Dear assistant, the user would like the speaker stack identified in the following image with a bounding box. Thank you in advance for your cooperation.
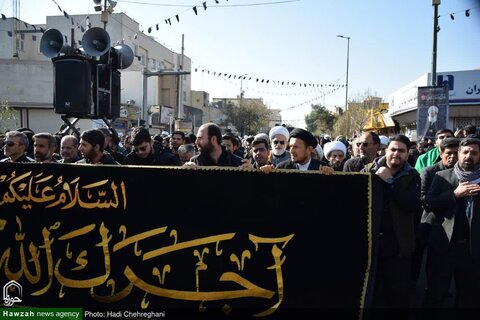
[40,27,133,120]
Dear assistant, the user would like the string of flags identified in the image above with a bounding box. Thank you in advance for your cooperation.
[143,0,222,33]
[282,86,343,111]
[0,0,90,43]
[192,65,345,89]
[436,5,477,31]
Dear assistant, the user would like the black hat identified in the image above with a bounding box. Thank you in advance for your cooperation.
[289,128,317,148]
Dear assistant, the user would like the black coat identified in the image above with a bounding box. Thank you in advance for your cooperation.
[425,168,480,262]
[276,158,325,171]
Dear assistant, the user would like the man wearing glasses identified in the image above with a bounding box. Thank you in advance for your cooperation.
[124,127,180,166]
[415,129,454,173]
[0,131,34,163]
[269,126,290,166]
[343,132,380,172]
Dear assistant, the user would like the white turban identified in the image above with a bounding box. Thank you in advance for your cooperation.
[315,144,324,160]
[269,126,289,141]
[379,135,389,147]
[323,141,347,158]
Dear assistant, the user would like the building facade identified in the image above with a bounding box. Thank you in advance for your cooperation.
[0,12,192,136]
[388,69,480,141]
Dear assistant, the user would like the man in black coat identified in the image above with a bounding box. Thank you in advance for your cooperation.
[412,137,460,280]
[365,134,421,308]
[276,128,327,171]
[424,137,480,308]
[186,123,244,167]
[124,127,180,166]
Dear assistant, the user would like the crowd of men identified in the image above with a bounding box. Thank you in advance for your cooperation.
[1,123,480,310]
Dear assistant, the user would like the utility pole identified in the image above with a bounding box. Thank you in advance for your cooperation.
[142,69,190,128]
[177,34,185,119]
[337,35,350,112]
[431,0,440,86]
[239,73,249,108]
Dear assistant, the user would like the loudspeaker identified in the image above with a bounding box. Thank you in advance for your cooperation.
[82,27,111,57]
[52,56,93,116]
[40,28,70,58]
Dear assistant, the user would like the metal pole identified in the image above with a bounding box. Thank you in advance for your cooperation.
[345,37,350,112]
[178,34,185,119]
[239,73,248,108]
[337,35,350,112]
[142,68,148,127]
[431,0,440,86]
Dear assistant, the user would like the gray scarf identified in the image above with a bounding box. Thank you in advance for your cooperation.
[453,162,480,226]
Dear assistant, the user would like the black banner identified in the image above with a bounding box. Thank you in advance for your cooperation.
[0,163,376,319]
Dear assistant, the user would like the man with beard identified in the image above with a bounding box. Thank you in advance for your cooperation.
[0,131,34,163]
[364,135,421,309]
[170,131,185,157]
[185,123,243,167]
[124,127,180,166]
[276,128,328,171]
[323,141,347,171]
[59,135,81,163]
[33,133,57,163]
[415,128,454,173]
[423,138,480,308]
[268,126,290,166]
[412,137,460,281]
[77,129,119,165]
[343,131,380,172]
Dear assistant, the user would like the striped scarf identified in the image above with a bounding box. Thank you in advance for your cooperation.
[454,162,480,226]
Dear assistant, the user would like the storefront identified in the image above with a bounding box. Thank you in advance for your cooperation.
[388,70,480,141]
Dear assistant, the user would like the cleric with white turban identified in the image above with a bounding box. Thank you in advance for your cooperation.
[269,126,291,166]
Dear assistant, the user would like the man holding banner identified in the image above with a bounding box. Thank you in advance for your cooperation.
[364,135,421,308]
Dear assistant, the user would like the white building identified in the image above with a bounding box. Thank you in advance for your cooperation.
[388,69,480,140]
[0,12,192,136]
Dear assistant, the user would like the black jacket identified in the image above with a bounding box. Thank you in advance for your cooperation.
[276,158,326,171]
[190,147,243,167]
[425,168,480,262]
[124,147,181,166]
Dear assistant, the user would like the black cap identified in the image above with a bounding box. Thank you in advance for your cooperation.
[289,128,317,148]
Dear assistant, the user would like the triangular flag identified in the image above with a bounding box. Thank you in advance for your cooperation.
[80,26,85,32]
[148,27,152,33]
[1,14,6,20]
[7,31,12,37]
[63,11,69,19]
[203,2,207,10]
[176,15,179,22]
[193,6,198,15]
[165,19,168,24]
[156,24,159,30]
[168,18,171,25]
[450,13,454,20]
[466,9,470,17]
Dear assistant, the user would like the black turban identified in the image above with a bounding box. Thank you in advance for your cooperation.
[289,128,318,148]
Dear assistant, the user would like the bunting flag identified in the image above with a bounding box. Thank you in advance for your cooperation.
[193,6,198,15]
[193,64,344,89]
